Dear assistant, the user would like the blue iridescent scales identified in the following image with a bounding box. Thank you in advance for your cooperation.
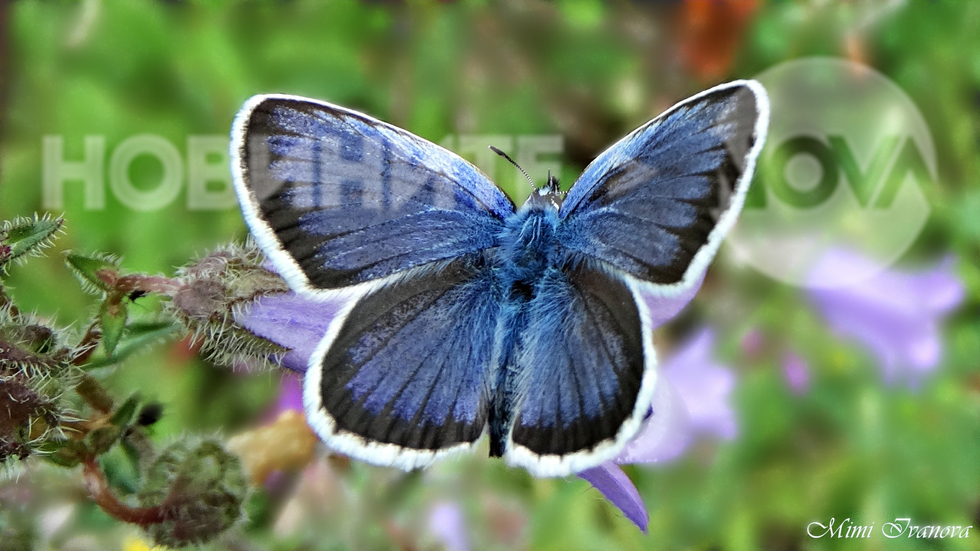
[230,81,769,477]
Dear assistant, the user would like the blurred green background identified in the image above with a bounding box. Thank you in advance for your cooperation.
[2,1,980,549]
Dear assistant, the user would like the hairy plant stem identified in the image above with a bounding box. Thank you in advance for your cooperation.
[70,321,102,366]
[75,373,113,413]
[118,274,182,297]
[83,456,167,525]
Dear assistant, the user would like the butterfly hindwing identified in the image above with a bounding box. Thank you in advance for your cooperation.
[231,94,515,294]
[504,262,655,475]
[557,80,768,289]
[304,255,501,469]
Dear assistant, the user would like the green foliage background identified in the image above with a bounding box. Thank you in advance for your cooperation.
[1,1,980,550]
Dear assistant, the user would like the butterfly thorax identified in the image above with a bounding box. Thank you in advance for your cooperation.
[497,189,564,303]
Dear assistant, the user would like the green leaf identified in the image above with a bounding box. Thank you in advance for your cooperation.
[0,214,63,268]
[110,394,141,428]
[86,425,122,456]
[99,296,128,356]
[64,252,120,294]
[82,321,179,369]
[120,437,143,474]
[42,439,89,468]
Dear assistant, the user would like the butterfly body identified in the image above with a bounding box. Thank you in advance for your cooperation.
[487,185,566,455]
[231,81,768,477]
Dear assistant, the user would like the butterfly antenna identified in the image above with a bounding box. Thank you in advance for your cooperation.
[489,145,537,190]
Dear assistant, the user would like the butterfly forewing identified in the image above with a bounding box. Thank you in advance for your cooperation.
[232,95,514,293]
[557,82,766,287]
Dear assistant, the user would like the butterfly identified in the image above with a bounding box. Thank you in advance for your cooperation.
[230,80,768,477]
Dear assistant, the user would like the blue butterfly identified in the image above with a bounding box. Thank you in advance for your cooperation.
[230,81,768,477]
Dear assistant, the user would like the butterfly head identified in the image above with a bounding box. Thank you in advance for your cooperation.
[544,172,561,195]
[490,145,564,211]
[525,172,564,211]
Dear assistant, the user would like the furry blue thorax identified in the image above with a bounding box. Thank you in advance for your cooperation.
[498,185,564,298]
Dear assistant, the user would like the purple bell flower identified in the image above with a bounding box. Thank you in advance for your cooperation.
[237,293,342,373]
[782,351,810,395]
[577,328,738,532]
[807,249,964,386]
[427,501,471,551]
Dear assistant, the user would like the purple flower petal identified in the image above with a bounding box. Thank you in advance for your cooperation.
[782,351,810,395]
[276,371,304,413]
[235,293,342,373]
[428,501,470,551]
[808,250,964,385]
[577,463,649,533]
[640,272,706,330]
[614,376,692,464]
[579,328,738,531]
[663,329,738,440]
[610,328,737,466]
[740,328,764,356]
[259,371,305,425]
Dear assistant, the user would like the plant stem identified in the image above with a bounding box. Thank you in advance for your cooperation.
[71,321,102,366]
[118,274,182,297]
[83,456,167,525]
[75,373,113,413]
